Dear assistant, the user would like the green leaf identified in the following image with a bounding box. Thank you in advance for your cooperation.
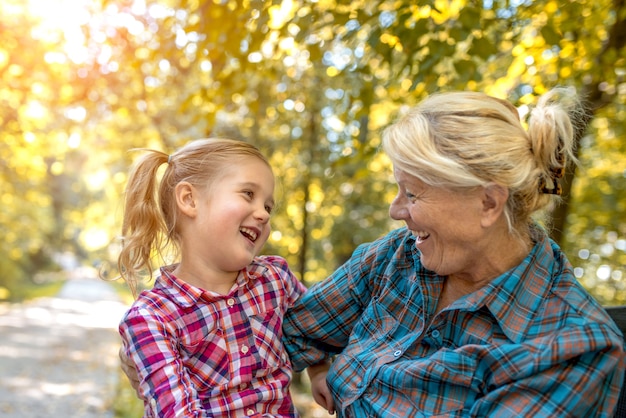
[467,36,498,59]
[541,24,562,46]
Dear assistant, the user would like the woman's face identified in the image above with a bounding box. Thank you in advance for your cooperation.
[389,167,488,278]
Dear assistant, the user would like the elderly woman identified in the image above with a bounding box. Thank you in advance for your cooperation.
[284,89,625,417]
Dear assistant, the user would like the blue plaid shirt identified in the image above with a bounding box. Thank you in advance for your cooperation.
[283,226,625,417]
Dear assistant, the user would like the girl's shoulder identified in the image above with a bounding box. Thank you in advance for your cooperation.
[252,254,290,271]
[123,285,183,322]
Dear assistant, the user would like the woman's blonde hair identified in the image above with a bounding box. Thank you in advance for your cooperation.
[382,87,581,237]
[117,138,271,296]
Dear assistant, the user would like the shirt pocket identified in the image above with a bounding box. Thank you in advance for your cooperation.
[350,298,400,349]
[178,324,230,389]
[397,349,477,416]
[248,308,290,372]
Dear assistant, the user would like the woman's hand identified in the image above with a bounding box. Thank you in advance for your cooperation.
[307,361,335,415]
[119,346,141,397]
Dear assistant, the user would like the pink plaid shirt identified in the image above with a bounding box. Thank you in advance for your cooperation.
[119,256,306,417]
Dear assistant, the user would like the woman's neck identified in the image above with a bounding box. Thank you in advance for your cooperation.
[438,226,533,311]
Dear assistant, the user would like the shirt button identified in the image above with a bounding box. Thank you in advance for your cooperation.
[240,383,248,390]
[227,298,235,307]
[241,345,249,354]
[431,330,440,338]
[393,350,402,357]
[246,408,256,416]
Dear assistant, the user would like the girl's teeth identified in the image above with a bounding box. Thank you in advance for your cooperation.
[241,228,257,241]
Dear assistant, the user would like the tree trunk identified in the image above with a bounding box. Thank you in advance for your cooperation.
[549,0,626,244]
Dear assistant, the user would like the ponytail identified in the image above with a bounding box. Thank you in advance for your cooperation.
[117,150,170,297]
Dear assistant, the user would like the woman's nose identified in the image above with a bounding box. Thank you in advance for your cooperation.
[389,195,408,221]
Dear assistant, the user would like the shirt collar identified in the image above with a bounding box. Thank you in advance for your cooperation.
[153,260,269,308]
[458,226,563,343]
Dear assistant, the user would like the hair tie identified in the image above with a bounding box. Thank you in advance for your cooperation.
[539,177,563,195]
[539,154,565,195]
[167,155,172,164]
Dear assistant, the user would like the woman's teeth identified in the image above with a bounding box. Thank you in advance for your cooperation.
[414,231,429,244]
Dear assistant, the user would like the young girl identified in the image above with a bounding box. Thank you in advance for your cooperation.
[117,138,329,417]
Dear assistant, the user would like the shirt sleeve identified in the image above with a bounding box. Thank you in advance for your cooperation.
[282,234,394,371]
[119,305,206,418]
[264,255,307,308]
[467,322,625,416]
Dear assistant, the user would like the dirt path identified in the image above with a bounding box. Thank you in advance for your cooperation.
[0,276,128,417]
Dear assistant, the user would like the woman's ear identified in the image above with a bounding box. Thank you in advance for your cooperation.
[175,182,197,217]
[481,183,509,228]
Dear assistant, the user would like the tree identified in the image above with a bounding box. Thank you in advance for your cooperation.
[2,0,624,305]
[283,0,626,300]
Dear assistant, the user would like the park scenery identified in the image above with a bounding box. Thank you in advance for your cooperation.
[1,0,625,416]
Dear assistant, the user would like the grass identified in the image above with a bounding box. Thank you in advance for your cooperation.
[111,368,144,418]
[1,280,66,302]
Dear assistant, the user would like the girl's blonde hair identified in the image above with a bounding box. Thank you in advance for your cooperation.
[117,138,271,296]
[382,87,581,237]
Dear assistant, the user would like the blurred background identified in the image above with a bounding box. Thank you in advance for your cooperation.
[0,0,625,416]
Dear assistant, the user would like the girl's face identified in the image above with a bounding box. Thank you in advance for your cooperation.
[189,156,275,275]
[388,167,487,278]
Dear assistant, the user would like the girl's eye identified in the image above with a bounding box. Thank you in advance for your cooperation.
[243,190,254,198]
[265,205,273,214]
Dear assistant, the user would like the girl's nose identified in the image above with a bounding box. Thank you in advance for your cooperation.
[255,207,271,224]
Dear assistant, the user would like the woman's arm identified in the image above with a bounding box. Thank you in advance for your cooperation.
[282,228,411,371]
[471,324,626,417]
[282,258,368,369]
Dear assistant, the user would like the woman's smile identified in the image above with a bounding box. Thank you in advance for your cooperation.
[412,230,430,244]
